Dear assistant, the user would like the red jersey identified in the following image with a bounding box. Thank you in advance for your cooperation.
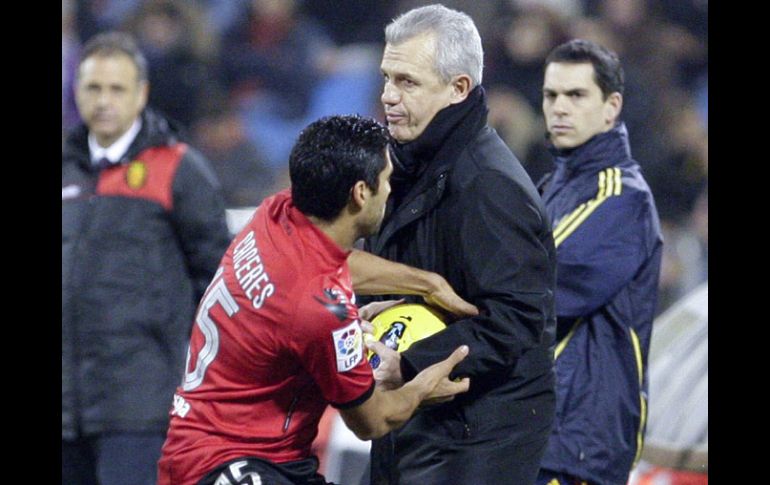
[158,190,374,485]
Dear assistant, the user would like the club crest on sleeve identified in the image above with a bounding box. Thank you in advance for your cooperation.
[332,321,363,372]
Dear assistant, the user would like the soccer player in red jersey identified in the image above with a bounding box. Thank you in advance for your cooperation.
[157,114,471,485]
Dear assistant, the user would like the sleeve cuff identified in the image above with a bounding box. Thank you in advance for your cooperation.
[330,381,376,410]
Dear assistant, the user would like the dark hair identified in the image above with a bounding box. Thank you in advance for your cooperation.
[79,31,148,82]
[290,115,391,220]
[545,39,624,99]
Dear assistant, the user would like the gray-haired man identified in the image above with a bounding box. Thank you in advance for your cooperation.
[355,4,558,484]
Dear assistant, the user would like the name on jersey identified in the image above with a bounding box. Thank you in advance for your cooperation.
[232,230,275,309]
[332,320,364,372]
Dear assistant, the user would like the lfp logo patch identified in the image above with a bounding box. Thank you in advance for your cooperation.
[332,321,363,372]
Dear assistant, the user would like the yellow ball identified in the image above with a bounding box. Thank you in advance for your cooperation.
[366,304,446,364]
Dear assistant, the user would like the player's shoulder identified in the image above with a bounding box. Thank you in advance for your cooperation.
[299,272,358,327]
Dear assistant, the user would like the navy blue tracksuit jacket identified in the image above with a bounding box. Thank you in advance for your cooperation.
[537,123,663,485]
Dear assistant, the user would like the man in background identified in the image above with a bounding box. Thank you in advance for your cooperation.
[62,31,231,485]
[536,39,663,485]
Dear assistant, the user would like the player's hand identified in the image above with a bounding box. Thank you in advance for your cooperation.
[423,274,479,319]
[366,339,403,390]
[359,299,405,323]
[412,345,470,404]
[359,299,405,341]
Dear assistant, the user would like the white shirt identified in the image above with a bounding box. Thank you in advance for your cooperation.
[88,118,143,166]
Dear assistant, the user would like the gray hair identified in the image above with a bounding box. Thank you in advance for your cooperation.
[385,4,483,87]
[79,31,149,83]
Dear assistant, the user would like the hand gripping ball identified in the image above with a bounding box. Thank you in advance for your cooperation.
[366,303,446,368]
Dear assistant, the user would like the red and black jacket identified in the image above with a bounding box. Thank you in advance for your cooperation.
[62,108,231,439]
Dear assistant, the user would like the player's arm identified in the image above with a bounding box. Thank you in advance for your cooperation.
[348,249,478,317]
[398,171,554,381]
[337,345,469,440]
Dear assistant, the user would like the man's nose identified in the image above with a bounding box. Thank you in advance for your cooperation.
[551,94,569,115]
[381,82,400,106]
[95,90,112,107]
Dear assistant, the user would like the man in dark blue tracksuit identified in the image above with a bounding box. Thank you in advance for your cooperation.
[536,39,663,485]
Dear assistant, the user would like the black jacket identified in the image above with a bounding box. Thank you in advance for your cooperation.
[364,88,557,484]
[62,108,231,439]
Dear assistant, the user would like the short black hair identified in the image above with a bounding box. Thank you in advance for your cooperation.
[79,31,148,82]
[545,39,624,99]
[290,115,391,220]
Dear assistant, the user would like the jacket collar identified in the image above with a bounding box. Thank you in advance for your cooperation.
[63,108,184,171]
[548,122,633,174]
[389,86,488,204]
[370,87,488,254]
[88,118,142,165]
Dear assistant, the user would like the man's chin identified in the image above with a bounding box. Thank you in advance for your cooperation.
[388,126,416,144]
[91,126,119,139]
[361,220,384,239]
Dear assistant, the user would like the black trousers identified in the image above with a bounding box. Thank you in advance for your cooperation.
[365,392,555,485]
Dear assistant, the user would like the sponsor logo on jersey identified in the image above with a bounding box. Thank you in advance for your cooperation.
[314,287,350,322]
[126,160,148,189]
[332,321,363,372]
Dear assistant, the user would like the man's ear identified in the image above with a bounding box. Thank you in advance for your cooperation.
[137,80,150,112]
[449,74,472,104]
[604,92,622,125]
[350,180,368,212]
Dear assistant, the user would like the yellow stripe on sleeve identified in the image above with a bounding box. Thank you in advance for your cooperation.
[554,168,622,248]
[629,327,646,466]
[553,170,605,241]
[553,202,587,239]
[554,318,583,360]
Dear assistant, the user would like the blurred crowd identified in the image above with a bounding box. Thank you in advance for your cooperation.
[62,0,707,315]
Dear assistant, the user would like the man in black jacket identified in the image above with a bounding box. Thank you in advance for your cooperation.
[62,32,231,485]
[354,4,558,484]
